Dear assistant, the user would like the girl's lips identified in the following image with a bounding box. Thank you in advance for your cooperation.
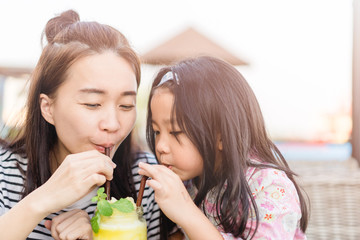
[162,163,173,169]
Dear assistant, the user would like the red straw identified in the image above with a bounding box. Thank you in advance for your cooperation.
[105,147,111,200]
[136,176,149,207]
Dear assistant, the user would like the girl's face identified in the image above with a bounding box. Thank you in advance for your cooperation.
[40,51,137,161]
[150,88,203,181]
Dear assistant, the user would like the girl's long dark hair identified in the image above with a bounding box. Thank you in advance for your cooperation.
[146,56,309,239]
[1,10,140,199]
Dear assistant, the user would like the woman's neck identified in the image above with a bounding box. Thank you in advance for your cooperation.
[50,143,66,173]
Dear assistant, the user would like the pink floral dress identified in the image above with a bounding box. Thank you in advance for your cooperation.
[185,166,307,239]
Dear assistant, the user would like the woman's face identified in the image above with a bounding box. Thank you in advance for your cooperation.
[40,51,137,161]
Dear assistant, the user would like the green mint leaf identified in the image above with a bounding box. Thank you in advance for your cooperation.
[91,211,100,234]
[111,198,135,213]
[98,199,113,216]
[100,193,107,199]
[97,187,105,195]
[91,196,99,203]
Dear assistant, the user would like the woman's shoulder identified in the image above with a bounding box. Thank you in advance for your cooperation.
[132,151,158,165]
[0,144,27,168]
[0,144,27,213]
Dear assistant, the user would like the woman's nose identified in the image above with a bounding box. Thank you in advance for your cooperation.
[99,108,120,132]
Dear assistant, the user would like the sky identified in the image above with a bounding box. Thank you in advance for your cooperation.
[0,0,354,143]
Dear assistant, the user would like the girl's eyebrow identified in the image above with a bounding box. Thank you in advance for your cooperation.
[78,88,136,96]
[152,119,176,126]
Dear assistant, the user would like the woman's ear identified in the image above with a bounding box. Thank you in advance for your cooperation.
[39,93,55,125]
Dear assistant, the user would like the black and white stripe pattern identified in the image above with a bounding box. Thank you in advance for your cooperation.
[0,148,160,239]
[132,152,161,239]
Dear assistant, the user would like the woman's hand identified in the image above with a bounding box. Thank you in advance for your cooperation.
[45,209,93,240]
[38,150,116,214]
[138,162,195,225]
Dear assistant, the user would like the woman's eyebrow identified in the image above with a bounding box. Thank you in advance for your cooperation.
[78,88,136,96]
[78,88,105,94]
[121,91,137,96]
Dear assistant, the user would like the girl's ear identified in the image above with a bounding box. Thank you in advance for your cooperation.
[217,135,223,151]
[39,93,55,125]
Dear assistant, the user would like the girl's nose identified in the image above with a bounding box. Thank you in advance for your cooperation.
[155,135,170,154]
[99,108,120,132]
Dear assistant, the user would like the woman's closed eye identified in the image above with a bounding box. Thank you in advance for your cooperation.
[83,103,101,108]
[119,104,135,111]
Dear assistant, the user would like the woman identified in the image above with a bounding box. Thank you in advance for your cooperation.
[0,10,160,239]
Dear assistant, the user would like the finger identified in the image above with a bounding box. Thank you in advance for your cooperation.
[146,179,163,191]
[51,210,83,239]
[83,158,115,181]
[140,163,179,185]
[67,149,113,162]
[138,162,163,179]
[138,168,151,178]
[51,220,60,240]
[57,211,91,240]
[58,216,92,240]
[66,155,114,185]
[44,220,52,230]
[64,150,116,171]
[89,149,117,168]
[53,210,83,234]
[82,173,107,189]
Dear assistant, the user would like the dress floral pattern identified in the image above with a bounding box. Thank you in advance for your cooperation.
[185,166,306,240]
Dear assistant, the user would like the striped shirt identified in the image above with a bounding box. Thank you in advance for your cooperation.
[0,148,160,239]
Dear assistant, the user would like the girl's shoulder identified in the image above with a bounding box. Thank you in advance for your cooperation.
[246,161,295,190]
[246,164,299,202]
[245,162,304,239]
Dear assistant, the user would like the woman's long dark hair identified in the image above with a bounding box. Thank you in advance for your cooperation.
[2,10,140,199]
[146,56,309,239]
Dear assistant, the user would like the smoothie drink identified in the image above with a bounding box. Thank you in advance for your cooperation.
[91,191,147,240]
[93,207,147,240]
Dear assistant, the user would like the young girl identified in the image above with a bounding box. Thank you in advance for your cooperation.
[139,56,308,239]
[0,10,160,239]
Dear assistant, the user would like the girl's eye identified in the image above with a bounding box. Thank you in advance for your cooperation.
[83,103,101,108]
[170,131,182,137]
[120,105,135,111]
[153,130,160,137]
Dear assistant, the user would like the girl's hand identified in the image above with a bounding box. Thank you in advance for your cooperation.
[45,209,93,240]
[138,162,196,225]
[139,162,224,240]
[38,150,116,214]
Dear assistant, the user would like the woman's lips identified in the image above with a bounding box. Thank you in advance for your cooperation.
[94,144,113,154]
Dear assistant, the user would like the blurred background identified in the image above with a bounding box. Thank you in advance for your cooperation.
[0,1,358,239]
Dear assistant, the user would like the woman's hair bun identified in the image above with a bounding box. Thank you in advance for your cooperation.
[43,9,80,44]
